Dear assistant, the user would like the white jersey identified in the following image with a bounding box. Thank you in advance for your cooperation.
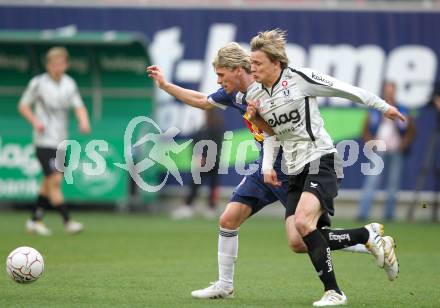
[19,73,84,148]
[247,67,390,174]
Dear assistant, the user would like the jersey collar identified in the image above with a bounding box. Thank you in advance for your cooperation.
[261,68,285,96]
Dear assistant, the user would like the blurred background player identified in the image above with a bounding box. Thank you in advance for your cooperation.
[171,108,225,219]
[357,81,415,221]
[18,46,91,235]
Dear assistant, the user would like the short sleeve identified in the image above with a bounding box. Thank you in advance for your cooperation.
[19,76,40,106]
[207,87,236,110]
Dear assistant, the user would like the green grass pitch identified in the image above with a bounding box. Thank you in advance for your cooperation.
[1,211,439,307]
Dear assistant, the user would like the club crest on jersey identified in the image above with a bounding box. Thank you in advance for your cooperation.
[281,80,288,87]
[267,110,301,127]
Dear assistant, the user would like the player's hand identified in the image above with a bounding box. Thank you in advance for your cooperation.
[79,122,91,134]
[384,105,406,122]
[146,65,167,88]
[263,169,281,187]
[33,120,45,133]
[246,100,260,122]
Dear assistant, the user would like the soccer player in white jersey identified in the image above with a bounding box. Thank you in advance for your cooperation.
[246,29,401,306]
[18,47,90,235]
[148,43,388,300]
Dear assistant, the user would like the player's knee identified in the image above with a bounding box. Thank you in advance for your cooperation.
[219,213,240,230]
[288,238,307,253]
[48,174,62,187]
[293,215,313,236]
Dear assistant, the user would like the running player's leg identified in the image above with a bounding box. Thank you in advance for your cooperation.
[192,174,277,299]
[191,201,252,299]
[217,201,252,288]
[26,176,52,236]
[47,171,84,234]
[42,147,84,236]
[27,147,53,236]
[295,192,347,305]
[281,155,382,257]
[34,177,49,221]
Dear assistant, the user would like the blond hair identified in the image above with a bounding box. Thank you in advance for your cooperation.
[212,42,251,73]
[250,29,289,69]
[46,46,69,63]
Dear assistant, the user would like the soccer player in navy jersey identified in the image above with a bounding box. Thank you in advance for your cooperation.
[147,42,378,300]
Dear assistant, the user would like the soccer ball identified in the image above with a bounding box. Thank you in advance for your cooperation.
[5,246,44,283]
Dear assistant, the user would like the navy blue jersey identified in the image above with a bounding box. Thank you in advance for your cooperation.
[208,86,286,179]
[208,87,264,142]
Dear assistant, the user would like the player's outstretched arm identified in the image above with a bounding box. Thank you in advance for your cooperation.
[384,105,406,122]
[146,65,213,110]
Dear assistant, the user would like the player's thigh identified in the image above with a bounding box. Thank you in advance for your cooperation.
[219,202,253,229]
[285,215,307,253]
[294,192,323,235]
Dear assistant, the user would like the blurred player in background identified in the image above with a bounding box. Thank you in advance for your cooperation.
[147,42,377,301]
[246,29,401,306]
[18,46,90,236]
[357,81,415,221]
[171,108,225,219]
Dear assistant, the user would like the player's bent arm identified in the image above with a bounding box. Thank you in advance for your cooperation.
[262,135,282,186]
[74,106,91,134]
[18,104,40,128]
[253,115,275,136]
[160,82,214,110]
[262,135,280,170]
[246,100,275,136]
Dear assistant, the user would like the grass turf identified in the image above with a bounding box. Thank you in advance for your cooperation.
[0,211,439,307]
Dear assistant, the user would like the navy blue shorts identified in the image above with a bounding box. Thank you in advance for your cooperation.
[229,170,288,217]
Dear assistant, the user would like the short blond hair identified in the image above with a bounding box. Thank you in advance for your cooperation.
[46,46,69,63]
[212,42,251,73]
[250,29,289,69]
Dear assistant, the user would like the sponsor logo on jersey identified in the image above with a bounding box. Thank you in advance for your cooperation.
[311,72,333,86]
[267,110,301,127]
[283,89,290,97]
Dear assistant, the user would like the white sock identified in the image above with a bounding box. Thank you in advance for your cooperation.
[341,244,370,254]
[218,227,238,289]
